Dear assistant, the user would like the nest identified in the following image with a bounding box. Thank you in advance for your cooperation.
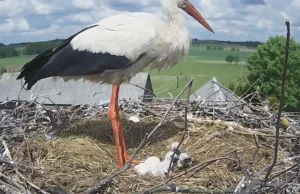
[10,116,289,194]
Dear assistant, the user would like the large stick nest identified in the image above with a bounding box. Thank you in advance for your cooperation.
[10,115,289,194]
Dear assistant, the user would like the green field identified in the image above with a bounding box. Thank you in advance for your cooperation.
[0,44,255,97]
[148,59,250,97]
[0,55,37,68]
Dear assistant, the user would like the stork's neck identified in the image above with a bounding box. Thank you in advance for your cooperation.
[162,1,187,29]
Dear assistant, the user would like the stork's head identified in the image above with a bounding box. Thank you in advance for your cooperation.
[176,0,214,33]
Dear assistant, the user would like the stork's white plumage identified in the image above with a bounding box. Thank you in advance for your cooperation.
[17,0,214,169]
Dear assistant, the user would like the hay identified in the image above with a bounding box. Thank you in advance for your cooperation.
[10,117,289,194]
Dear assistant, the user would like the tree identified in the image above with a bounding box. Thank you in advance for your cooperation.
[206,46,211,50]
[0,46,19,58]
[225,55,234,65]
[246,35,300,111]
[233,54,240,65]
[217,45,224,50]
[23,41,61,55]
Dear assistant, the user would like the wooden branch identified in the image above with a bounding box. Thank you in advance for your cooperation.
[139,185,234,194]
[166,79,193,178]
[265,19,290,180]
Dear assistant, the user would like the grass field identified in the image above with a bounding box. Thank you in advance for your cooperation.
[0,44,255,97]
[148,59,249,97]
[0,55,37,68]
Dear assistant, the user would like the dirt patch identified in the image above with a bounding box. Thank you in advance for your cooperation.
[10,117,289,194]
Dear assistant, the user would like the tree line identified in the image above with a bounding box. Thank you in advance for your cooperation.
[0,46,20,58]
[22,41,62,55]
[0,40,63,58]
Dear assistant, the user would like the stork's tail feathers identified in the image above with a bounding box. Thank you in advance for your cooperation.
[17,49,54,90]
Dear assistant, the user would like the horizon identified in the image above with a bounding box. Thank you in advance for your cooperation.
[2,38,264,46]
[0,0,299,45]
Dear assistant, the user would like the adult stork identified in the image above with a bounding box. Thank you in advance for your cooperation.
[16,0,214,169]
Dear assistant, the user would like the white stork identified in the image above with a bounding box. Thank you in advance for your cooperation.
[16,0,214,169]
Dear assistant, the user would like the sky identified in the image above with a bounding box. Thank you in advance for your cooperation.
[0,0,299,45]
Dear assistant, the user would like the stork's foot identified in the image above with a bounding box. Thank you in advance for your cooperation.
[123,153,140,165]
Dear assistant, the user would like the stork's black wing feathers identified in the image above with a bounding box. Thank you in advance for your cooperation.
[16,24,143,90]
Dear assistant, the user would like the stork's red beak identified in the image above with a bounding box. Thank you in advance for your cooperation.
[182,3,214,33]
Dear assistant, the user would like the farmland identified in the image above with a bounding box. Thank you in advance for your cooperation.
[0,42,256,97]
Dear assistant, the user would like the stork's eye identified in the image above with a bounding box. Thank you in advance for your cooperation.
[177,0,188,8]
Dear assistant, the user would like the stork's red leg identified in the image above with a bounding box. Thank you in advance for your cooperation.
[108,84,123,168]
[117,117,140,165]
[108,84,140,168]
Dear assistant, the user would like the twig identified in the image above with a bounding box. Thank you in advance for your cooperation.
[131,83,157,98]
[265,19,290,180]
[234,135,260,193]
[16,171,50,194]
[0,179,21,193]
[0,157,40,170]
[140,185,234,194]
[269,163,300,181]
[0,172,26,192]
[166,79,193,177]
[86,79,194,194]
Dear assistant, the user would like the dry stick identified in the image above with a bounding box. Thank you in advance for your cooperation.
[269,163,300,181]
[187,151,238,179]
[16,171,51,194]
[265,20,290,180]
[0,179,22,193]
[2,140,49,194]
[131,83,157,98]
[0,158,40,170]
[166,79,193,178]
[234,135,260,194]
[86,79,194,194]
[143,186,234,194]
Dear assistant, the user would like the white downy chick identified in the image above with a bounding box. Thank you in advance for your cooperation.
[177,152,191,168]
[154,151,179,176]
[134,156,161,176]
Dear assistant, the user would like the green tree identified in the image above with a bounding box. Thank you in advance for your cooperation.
[206,46,211,50]
[225,55,234,65]
[23,41,61,55]
[0,46,19,58]
[246,35,300,111]
[234,54,240,65]
[217,45,223,50]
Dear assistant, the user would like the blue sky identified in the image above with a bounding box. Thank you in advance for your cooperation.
[0,0,299,44]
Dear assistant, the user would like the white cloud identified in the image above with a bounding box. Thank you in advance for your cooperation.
[0,17,30,33]
[0,0,299,44]
[72,0,96,10]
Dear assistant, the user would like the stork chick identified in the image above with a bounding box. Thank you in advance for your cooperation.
[134,151,179,177]
[177,152,191,169]
[134,156,161,176]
